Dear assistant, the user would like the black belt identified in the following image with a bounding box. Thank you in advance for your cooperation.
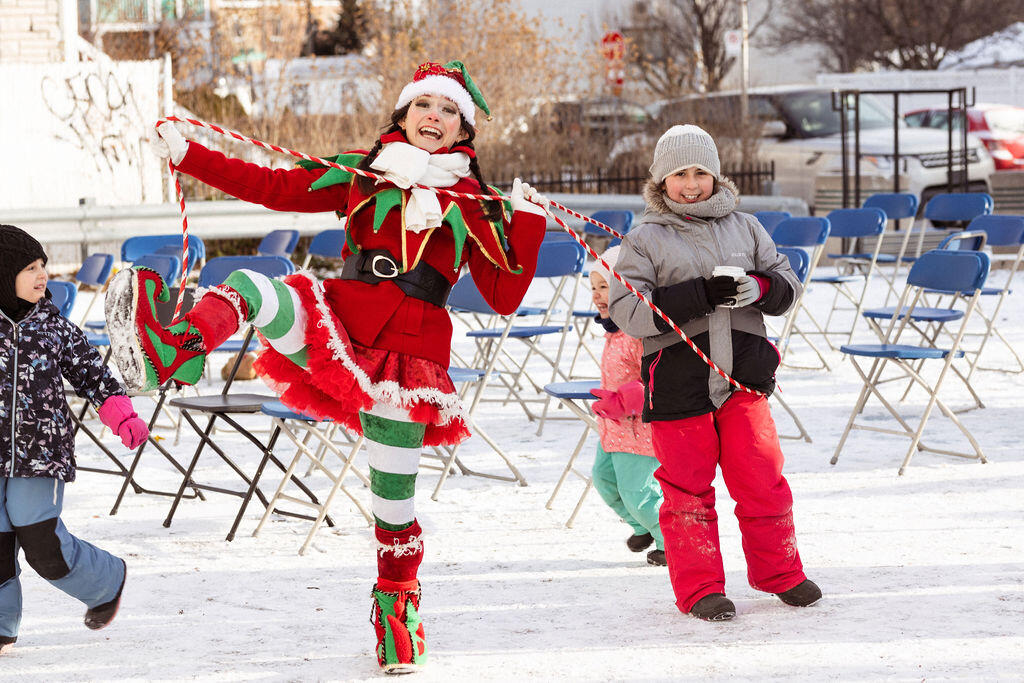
[341,249,453,308]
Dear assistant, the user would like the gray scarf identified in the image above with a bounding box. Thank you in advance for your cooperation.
[642,176,740,220]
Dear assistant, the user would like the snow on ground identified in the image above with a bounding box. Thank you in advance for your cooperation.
[5,256,1024,681]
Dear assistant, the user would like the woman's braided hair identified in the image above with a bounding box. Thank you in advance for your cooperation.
[356,104,503,223]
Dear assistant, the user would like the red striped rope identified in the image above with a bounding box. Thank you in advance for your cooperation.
[157,116,761,396]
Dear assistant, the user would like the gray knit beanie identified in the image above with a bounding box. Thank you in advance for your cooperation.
[649,124,720,183]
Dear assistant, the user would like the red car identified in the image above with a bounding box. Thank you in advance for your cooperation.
[905,104,1024,171]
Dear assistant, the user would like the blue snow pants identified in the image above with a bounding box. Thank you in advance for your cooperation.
[0,477,125,639]
[592,444,665,550]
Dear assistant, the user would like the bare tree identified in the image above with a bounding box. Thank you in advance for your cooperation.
[769,0,1024,71]
[616,0,774,98]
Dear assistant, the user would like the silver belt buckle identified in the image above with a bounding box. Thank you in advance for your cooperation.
[370,254,398,279]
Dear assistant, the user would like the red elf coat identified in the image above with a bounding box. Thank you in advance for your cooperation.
[175,139,546,445]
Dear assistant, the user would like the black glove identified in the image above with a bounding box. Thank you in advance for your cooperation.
[703,276,739,308]
[652,275,736,332]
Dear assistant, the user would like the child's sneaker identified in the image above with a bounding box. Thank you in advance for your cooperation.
[0,636,15,655]
[646,549,667,566]
[775,579,821,607]
[689,593,736,621]
[105,267,206,392]
[84,560,126,630]
[371,579,427,674]
[626,532,654,552]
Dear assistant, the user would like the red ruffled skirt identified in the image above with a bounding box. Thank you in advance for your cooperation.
[251,272,470,447]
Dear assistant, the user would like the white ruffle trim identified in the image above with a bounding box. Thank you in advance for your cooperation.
[297,270,467,426]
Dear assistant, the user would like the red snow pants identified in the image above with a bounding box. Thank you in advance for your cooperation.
[650,391,806,613]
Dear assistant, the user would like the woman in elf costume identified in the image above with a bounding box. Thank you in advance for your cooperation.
[105,60,549,673]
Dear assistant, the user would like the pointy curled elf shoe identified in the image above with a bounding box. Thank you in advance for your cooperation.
[105,267,206,392]
[105,267,245,392]
[371,579,427,674]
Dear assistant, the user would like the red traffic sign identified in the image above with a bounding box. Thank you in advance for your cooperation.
[600,31,625,61]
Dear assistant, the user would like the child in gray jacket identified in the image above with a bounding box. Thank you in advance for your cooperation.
[608,125,820,622]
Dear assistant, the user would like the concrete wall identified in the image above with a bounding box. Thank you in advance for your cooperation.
[0,58,165,210]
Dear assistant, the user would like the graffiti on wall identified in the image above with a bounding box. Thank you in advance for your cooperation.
[40,66,151,197]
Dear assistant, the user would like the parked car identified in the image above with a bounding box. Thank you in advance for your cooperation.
[648,87,995,211]
[905,103,1024,171]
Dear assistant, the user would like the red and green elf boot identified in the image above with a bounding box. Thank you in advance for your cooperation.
[371,578,426,674]
[105,266,246,392]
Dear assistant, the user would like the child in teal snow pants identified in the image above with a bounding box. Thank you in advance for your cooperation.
[588,246,666,565]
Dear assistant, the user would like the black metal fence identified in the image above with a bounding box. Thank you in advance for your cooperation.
[505,161,774,197]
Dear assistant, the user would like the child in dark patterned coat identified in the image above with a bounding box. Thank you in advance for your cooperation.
[0,225,148,654]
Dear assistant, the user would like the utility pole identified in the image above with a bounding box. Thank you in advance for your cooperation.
[740,0,750,164]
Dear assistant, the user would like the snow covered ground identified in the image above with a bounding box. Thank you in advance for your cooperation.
[5,257,1024,681]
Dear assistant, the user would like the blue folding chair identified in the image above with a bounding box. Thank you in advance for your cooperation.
[770,248,813,443]
[433,275,528,498]
[586,209,633,248]
[832,250,990,475]
[753,210,791,236]
[771,217,832,369]
[257,229,300,258]
[301,228,346,268]
[74,252,115,330]
[812,207,887,348]
[46,280,77,318]
[121,234,206,277]
[543,380,600,527]
[133,253,182,287]
[467,239,587,429]
[924,192,993,227]
[251,400,371,554]
[197,255,294,355]
[859,193,920,304]
[157,254,320,538]
[923,215,1024,379]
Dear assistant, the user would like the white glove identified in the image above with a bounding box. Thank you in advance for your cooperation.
[151,122,189,165]
[731,274,762,308]
[510,177,547,217]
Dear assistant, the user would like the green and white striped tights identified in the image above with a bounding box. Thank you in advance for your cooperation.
[220,269,424,537]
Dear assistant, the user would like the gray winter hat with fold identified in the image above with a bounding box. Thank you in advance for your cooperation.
[649,124,721,183]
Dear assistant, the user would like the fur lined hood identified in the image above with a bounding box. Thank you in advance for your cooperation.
[642,176,740,220]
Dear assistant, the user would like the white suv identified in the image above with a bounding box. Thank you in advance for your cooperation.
[649,87,995,212]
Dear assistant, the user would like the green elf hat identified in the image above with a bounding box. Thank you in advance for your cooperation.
[394,60,491,127]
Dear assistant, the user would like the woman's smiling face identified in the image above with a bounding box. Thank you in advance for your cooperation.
[663,166,715,204]
[400,94,468,153]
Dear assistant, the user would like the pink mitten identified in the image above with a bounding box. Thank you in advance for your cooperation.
[617,381,646,416]
[97,395,150,449]
[590,388,627,420]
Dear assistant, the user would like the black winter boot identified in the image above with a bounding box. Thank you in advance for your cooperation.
[689,593,736,621]
[84,560,126,630]
[775,579,821,607]
[646,549,667,566]
[0,635,15,655]
[626,532,654,552]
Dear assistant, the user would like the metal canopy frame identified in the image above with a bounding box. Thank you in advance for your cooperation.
[831,87,977,208]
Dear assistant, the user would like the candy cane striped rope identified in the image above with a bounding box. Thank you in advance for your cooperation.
[158,116,760,396]
[540,202,762,397]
